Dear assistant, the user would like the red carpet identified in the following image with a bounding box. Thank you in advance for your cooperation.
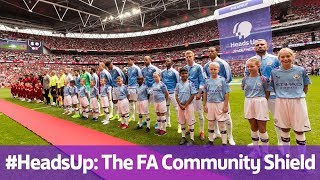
[0,99,135,146]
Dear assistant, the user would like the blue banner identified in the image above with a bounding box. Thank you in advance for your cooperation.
[217,7,272,60]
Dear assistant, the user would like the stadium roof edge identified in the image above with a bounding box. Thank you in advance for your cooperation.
[0,0,289,39]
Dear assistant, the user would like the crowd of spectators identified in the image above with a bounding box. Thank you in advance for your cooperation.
[0,0,318,51]
[1,47,319,87]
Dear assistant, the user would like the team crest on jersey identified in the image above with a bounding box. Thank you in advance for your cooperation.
[217,83,222,87]
[168,71,173,76]
[293,74,300,79]
[192,67,197,72]
[257,82,262,86]
[267,61,272,66]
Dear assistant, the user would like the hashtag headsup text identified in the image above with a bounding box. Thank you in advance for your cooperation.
[5,154,316,175]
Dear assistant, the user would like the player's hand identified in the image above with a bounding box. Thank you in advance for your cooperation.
[196,93,201,100]
[204,105,208,113]
[222,106,228,113]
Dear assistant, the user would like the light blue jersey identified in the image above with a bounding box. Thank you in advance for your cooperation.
[109,66,126,87]
[204,57,233,83]
[161,67,180,94]
[100,69,112,87]
[91,73,99,88]
[90,87,99,98]
[175,80,197,105]
[115,85,129,100]
[245,53,280,80]
[75,76,81,90]
[151,81,168,103]
[79,85,88,97]
[69,86,78,96]
[270,65,311,98]
[127,64,142,87]
[185,62,205,90]
[242,76,268,98]
[137,84,149,101]
[204,76,230,103]
[141,64,161,88]
[100,84,110,97]
[63,86,70,96]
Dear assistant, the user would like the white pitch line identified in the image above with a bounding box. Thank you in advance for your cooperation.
[31,106,51,110]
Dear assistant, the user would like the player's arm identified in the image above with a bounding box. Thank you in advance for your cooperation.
[203,91,208,113]
[184,93,195,108]
[175,92,181,107]
[164,90,169,103]
[175,87,183,110]
[223,80,230,113]
[197,66,205,99]
[95,88,99,99]
[302,68,311,94]
[107,88,111,100]
[137,66,143,77]
[126,87,130,99]
[304,85,308,94]
[262,77,270,100]
[223,93,229,113]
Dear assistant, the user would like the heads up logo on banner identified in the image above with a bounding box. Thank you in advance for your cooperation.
[27,40,43,54]
[215,0,273,60]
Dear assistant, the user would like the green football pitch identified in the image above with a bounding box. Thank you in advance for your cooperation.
[0,76,319,145]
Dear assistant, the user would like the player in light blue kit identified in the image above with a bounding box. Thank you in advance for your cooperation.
[150,72,169,136]
[127,56,143,122]
[175,68,197,145]
[204,62,230,146]
[100,78,111,125]
[204,47,235,145]
[141,56,161,88]
[141,56,161,129]
[135,77,151,132]
[161,58,180,131]
[185,50,206,140]
[62,80,72,115]
[114,76,130,129]
[245,39,281,146]
[242,58,270,156]
[99,62,113,118]
[89,80,99,121]
[79,78,90,119]
[269,48,311,153]
[105,60,126,121]
[69,80,79,115]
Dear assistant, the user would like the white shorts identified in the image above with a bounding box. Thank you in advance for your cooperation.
[244,97,269,121]
[178,104,196,126]
[100,96,109,108]
[90,97,99,110]
[118,98,129,115]
[167,93,178,108]
[274,98,311,132]
[71,95,79,105]
[63,95,72,106]
[193,96,203,112]
[154,101,167,113]
[128,87,137,101]
[112,87,118,100]
[79,96,89,108]
[137,100,149,115]
[206,102,228,122]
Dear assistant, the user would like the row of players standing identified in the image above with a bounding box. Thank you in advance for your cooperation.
[116,38,311,147]
[34,38,310,147]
